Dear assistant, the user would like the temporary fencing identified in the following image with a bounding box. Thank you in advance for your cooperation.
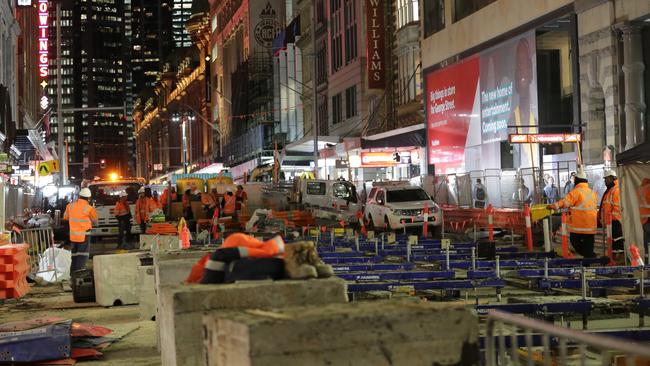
[442,206,528,238]
[484,309,650,365]
[20,227,57,278]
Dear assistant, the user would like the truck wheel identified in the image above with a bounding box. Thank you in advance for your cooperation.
[384,216,392,232]
[367,215,374,230]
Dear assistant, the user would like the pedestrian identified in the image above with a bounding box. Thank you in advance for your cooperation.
[182,189,193,220]
[222,188,236,218]
[152,191,162,209]
[201,191,217,218]
[547,171,598,258]
[63,188,97,274]
[564,171,576,196]
[599,170,623,261]
[114,191,132,249]
[473,178,487,208]
[512,178,531,208]
[235,185,248,214]
[638,178,650,258]
[543,176,560,204]
[135,187,154,235]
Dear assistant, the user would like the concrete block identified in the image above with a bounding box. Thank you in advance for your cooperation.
[204,300,478,366]
[139,234,180,251]
[93,252,142,307]
[138,266,156,321]
[159,278,348,366]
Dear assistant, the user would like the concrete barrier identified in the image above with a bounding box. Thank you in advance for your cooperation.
[159,278,349,366]
[203,300,479,366]
[93,252,142,307]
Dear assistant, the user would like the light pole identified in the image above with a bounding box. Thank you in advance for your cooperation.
[172,112,195,174]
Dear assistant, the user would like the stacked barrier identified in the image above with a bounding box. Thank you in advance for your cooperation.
[0,244,31,299]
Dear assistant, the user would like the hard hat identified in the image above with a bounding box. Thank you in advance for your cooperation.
[79,188,92,198]
[226,188,233,193]
[576,171,588,180]
[138,187,145,194]
[604,170,617,178]
[120,191,128,197]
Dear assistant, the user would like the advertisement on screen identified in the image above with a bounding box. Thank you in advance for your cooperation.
[426,57,480,173]
[426,31,539,172]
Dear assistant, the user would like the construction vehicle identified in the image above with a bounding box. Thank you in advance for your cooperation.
[82,177,145,237]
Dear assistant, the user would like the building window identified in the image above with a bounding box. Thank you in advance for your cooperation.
[453,0,496,23]
[331,0,343,72]
[397,0,419,29]
[423,0,444,37]
[316,0,325,25]
[345,86,357,119]
[332,93,343,124]
[317,41,327,85]
[344,0,357,64]
[397,49,421,104]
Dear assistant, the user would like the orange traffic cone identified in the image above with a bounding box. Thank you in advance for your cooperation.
[630,244,645,267]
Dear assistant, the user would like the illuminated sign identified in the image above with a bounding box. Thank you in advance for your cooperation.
[17,0,33,6]
[360,152,397,167]
[508,134,582,144]
[38,0,48,81]
[366,0,385,89]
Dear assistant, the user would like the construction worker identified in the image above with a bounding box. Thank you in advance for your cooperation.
[547,171,598,257]
[151,191,162,209]
[235,185,248,213]
[201,191,217,218]
[114,191,132,249]
[639,178,650,257]
[63,188,98,273]
[599,170,623,260]
[222,188,236,217]
[135,187,154,235]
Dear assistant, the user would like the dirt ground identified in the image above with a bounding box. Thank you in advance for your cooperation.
[0,284,160,365]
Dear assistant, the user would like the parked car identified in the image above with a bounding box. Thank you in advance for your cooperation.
[297,179,360,223]
[364,183,441,235]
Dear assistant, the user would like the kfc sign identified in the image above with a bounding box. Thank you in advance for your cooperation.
[366,0,385,89]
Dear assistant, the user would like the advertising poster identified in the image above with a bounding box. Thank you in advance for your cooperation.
[426,57,480,173]
[426,31,540,172]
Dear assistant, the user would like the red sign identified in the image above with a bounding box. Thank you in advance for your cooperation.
[366,0,385,89]
[508,134,581,144]
[426,56,480,173]
[360,152,396,167]
[38,0,48,80]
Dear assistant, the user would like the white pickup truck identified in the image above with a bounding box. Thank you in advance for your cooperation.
[86,178,144,237]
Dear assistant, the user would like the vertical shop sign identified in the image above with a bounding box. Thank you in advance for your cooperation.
[366,0,385,89]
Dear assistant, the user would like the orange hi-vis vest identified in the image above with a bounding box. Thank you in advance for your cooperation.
[64,199,97,243]
[114,200,130,217]
[600,180,622,224]
[639,179,650,225]
[223,194,236,215]
[552,182,598,235]
[201,192,217,208]
[135,197,155,224]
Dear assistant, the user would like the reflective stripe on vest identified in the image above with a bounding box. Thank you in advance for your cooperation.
[567,225,595,233]
[572,188,596,211]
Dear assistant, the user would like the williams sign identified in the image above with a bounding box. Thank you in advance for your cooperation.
[366,0,385,89]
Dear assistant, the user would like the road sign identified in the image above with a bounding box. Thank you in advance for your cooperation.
[38,160,60,176]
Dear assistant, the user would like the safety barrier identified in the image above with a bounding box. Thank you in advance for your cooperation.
[442,206,528,237]
[484,310,650,365]
[20,227,57,277]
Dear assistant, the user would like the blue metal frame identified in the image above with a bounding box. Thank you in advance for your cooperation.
[332,263,416,272]
[347,278,506,292]
[337,270,456,282]
[475,301,593,316]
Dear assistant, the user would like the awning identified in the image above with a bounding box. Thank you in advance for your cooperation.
[285,135,339,153]
[361,123,425,149]
[617,142,650,165]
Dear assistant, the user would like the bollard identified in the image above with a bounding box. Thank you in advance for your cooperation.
[544,257,549,279]
[407,241,411,262]
[374,238,379,255]
[561,212,572,258]
[446,245,450,270]
[524,204,533,252]
[471,247,476,270]
[355,235,360,252]
[542,217,551,253]
[605,211,614,263]
[486,204,494,241]
[495,255,501,279]
[581,267,587,301]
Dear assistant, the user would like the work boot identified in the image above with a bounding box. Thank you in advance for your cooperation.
[283,241,319,279]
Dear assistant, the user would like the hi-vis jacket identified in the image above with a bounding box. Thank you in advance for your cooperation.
[64,199,98,242]
[639,178,650,225]
[600,180,621,225]
[552,182,597,235]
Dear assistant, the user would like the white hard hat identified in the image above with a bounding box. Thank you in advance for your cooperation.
[226,188,233,193]
[138,187,145,194]
[79,188,92,198]
[576,171,588,180]
[120,191,128,197]
[604,170,617,178]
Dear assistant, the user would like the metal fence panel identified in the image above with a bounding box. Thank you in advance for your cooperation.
[20,227,57,279]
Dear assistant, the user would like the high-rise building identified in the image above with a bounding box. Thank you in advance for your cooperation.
[47,0,131,180]
[172,0,193,48]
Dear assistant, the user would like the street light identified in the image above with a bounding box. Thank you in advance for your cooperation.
[171,112,195,174]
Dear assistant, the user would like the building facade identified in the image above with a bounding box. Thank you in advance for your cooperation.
[134,4,212,181]
[0,0,20,154]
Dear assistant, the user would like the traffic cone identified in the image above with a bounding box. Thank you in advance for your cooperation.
[629,244,645,267]
[605,211,614,265]
[560,212,573,258]
[422,205,429,239]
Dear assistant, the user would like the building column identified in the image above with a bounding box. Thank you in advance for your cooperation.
[620,24,646,150]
